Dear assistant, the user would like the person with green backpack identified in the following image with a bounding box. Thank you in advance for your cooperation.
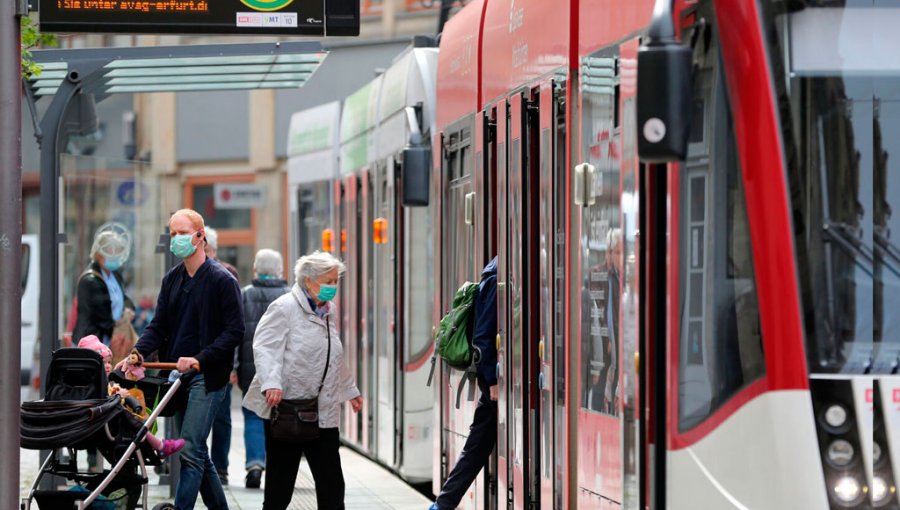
[429,256,498,510]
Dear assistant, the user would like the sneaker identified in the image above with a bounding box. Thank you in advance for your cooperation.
[218,470,229,486]
[158,439,185,459]
[245,467,263,489]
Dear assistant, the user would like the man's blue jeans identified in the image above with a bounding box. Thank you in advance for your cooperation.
[211,384,232,475]
[173,374,229,510]
[242,405,266,469]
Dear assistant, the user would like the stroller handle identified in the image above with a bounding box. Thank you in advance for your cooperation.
[143,362,200,381]
[143,362,201,372]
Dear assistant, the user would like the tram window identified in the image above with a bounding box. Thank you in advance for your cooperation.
[678,32,766,432]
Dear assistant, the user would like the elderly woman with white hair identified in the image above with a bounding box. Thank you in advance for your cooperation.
[72,223,135,356]
[243,250,362,510]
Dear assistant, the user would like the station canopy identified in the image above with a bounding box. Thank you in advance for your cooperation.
[26,41,327,97]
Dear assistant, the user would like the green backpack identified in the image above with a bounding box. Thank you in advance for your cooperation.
[435,281,480,370]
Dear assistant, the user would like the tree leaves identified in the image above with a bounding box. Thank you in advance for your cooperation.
[21,16,58,78]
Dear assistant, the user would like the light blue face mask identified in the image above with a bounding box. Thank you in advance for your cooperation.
[103,257,123,272]
[317,284,338,302]
[170,233,198,259]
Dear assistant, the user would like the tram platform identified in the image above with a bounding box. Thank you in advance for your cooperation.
[19,386,432,509]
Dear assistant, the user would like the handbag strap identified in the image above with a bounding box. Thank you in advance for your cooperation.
[292,292,331,397]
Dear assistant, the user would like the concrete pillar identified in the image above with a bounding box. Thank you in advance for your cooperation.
[383,0,397,38]
[249,89,276,172]
[150,93,177,175]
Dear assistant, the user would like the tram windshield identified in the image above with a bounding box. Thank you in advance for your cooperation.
[764,1,900,375]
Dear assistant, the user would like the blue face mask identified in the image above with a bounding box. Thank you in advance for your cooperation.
[170,233,198,259]
[317,284,338,302]
[103,257,123,272]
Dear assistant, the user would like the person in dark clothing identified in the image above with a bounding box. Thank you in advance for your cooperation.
[236,249,290,489]
[127,208,244,510]
[430,256,498,510]
[72,223,135,352]
[204,226,239,486]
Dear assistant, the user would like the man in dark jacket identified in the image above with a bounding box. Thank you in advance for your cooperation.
[430,256,498,510]
[236,248,289,488]
[131,209,243,510]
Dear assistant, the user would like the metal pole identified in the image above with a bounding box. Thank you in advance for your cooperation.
[0,0,23,507]
[38,76,81,400]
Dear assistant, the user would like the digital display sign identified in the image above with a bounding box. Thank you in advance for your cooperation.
[38,0,359,36]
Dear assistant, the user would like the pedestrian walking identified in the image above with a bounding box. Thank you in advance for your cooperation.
[429,256,499,510]
[243,250,363,510]
[125,208,244,510]
[236,249,290,488]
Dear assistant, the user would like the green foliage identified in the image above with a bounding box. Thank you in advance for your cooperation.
[21,16,58,79]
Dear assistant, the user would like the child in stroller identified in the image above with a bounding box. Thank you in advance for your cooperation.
[21,346,195,510]
[77,335,185,459]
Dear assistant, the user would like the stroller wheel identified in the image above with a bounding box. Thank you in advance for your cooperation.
[151,504,176,510]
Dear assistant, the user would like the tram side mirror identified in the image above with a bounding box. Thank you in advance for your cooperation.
[637,41,692,162]
[401,144,431,207]
[402,104,431,207]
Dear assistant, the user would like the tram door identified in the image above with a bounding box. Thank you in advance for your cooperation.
[499,90,542,510]
[373,159,398,468]
[360,169,376,454]
[341,175,362,446]
[535,79,564,510]
[438,121,482,508]
[575,50,624,509]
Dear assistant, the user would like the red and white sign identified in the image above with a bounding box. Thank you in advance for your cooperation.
[213,183,265,209]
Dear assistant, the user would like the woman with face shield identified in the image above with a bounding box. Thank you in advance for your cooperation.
[72,222,137,365]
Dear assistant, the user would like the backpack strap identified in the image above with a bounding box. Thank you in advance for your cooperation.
[454,367,478,409]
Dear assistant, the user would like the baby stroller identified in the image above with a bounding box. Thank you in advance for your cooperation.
[20,348,195,510]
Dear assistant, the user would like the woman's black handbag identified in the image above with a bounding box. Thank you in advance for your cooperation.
[270,397,320,441]
[270,295,332,443]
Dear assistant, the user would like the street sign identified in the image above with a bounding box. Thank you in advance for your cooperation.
[214,183,265,209]
[38,0,359,36]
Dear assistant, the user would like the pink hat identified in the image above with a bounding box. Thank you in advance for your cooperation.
[77,335,112,359]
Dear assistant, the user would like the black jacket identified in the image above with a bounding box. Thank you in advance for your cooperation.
[472,257,498,391]
[135,258,244,392]
[237,278,289,392]
[72,260,134,342]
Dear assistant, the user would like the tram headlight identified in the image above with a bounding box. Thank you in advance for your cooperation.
[824,404,849,430]
[826,439,855,468]
[833,476,864,506]
[871,476,889,506]
[873,442,882,465]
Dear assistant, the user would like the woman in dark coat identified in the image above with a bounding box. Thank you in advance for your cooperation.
[72,223,135,351]
[236,249,290,488]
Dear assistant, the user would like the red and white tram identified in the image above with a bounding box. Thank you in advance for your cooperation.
[295,0,899,508]
[428,0,899,509]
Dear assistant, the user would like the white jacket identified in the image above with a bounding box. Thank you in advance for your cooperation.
[242,285,359,428]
